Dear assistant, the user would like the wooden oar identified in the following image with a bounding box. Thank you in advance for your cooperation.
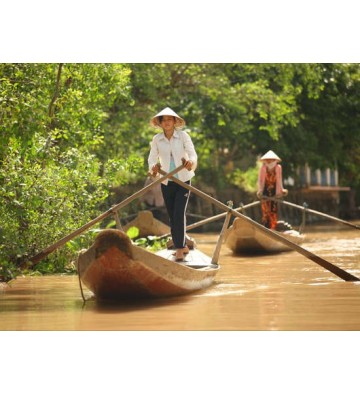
[188,201,260,231]
[28,164,185,267]
[264,197,360,230]
[159,201,261,239]
[158,169,360,282]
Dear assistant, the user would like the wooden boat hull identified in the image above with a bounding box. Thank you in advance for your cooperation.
[123,210,170,237]
[76,229,219,300]
[225,217,305,254]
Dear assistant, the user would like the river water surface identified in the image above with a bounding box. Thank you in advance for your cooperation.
[1,223,360,331]
[2,223,360,394]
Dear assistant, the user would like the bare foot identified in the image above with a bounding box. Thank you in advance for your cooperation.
[175,249,185,261]
[172,246,190,256]
[183,245,190,254]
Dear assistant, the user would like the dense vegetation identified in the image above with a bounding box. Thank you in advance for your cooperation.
[1,63,359,281]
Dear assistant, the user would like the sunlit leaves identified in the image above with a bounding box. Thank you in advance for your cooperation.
[0,63,135,279]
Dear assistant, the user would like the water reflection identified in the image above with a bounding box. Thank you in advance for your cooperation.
[1,224,360,330]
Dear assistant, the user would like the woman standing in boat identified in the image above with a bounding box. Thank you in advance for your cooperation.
[257,150,288,229]
[148,107,198,261]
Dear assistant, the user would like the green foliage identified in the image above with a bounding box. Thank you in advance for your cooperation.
[0,258,18,282]
[125,63,333,189]
[126,226,140,239]
[132,235,168,252]
[229,163,260,193]
[126,226,168,252]
[0,63,135,281]
[1,143,107,268]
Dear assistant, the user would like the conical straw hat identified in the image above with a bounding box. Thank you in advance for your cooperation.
[260,150,281,161]
[150,107,185,129]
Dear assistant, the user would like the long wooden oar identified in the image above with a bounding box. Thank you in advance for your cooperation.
[158,169,360,282]
[160,201,261,239]
[265,197,360,230]
[187,201,260,232]
[28,164,185,267]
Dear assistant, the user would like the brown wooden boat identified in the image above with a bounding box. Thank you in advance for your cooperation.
[123,210,170,237]
[225,216,305,254]
[76,229,219,300]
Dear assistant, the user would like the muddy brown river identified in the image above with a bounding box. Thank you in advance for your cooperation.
[1,223,359,394]
[1,223,360,331]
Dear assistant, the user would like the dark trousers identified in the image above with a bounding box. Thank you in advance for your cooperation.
[161,180,190,249]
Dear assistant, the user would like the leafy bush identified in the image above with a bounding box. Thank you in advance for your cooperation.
[0,136,138,278]
[126,226,168,252]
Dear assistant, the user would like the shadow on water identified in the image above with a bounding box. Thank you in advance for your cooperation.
[81,288,212,313]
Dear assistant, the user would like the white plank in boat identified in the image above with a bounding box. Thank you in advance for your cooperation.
[155,248,218,268]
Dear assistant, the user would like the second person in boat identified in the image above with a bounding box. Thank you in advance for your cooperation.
[257,150,288,230]
[148,107,198,261]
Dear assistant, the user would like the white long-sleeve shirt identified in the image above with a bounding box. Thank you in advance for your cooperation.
[148,130,198,185]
